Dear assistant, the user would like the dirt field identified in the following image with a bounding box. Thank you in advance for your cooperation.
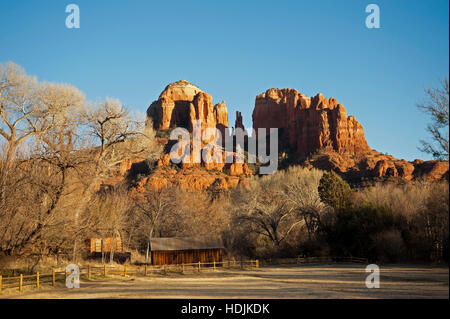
[1,264,448,299]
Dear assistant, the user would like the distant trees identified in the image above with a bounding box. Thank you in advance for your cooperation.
[319,181,448,262]
[418,77,449,160]
[227,166,448,263]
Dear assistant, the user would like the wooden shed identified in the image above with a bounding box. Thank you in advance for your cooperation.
[87,236,131,263]
[150,237,223,265]
[89,237,123,253]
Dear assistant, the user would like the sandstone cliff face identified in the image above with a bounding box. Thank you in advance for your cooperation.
[254,88,448,182]
[110,84,448,191]
[235,111,244,130]
[302,150,448,182]
[253,88,371,156]
[147,80,228,134]
[131,167,245,192]
[138,81,253,192]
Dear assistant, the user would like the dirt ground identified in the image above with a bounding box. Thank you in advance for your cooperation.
[1,264,448,299]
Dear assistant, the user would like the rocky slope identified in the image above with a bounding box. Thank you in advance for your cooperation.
[141,80,252,190]
[253,88,448,182]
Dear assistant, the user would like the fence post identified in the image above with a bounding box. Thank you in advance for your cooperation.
[145,265,148,276]
[256,260,259,269]
[198,261,201,273]
[19,274,23,293]
[213,261,216,272]
[181,263,184,274]
[124,265,127,277]
[88,265,91,280]
[103,264,107,277]
[52,270,55,288]
[36,272,40,289]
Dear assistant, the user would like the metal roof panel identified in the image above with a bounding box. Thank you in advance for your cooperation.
[150,237,223,251]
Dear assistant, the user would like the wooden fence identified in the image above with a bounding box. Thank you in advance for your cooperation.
[0,269,64,293]
[0,259,259,294]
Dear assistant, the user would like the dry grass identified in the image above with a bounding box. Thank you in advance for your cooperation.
[1,264,447,299]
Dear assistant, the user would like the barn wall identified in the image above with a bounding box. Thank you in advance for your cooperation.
[151,249,223,265]
[89,237,123,253]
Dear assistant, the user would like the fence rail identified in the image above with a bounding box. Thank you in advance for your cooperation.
[0,259,259,294]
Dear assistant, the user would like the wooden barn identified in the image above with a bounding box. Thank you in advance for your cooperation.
[150,237,223,265]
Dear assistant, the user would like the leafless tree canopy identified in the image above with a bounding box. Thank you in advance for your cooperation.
[0,62,161,266]
[418,77,449,160]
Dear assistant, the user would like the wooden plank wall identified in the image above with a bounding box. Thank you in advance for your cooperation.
[89,238,123,253]
[151,249,223,265]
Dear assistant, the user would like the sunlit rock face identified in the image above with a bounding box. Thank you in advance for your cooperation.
[252,88,371,157]
[253,88,448,181]
[147,80,229,134]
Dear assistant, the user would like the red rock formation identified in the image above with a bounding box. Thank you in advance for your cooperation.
[252,88,371,157]
[254,88,448,182]
[130,167,244,192]
[235,111,244,130]
[147,80,228,134]
[412,160,449,180]
[156,141,253,177]
[302,150,448,182]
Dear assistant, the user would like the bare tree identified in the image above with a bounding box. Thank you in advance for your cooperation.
[231,166,324,255]
[0,62,85,201]
[232,177,297,247]
[0,76,86,263]
[133,187,176,264]
[280,166,325,241]
[418,77,449,160]
[70,98,161,260]
[88,189,132,263]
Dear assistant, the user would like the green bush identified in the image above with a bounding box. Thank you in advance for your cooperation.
[318,171,353,211]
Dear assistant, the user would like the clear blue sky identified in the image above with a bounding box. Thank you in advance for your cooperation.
[0,0,448,161]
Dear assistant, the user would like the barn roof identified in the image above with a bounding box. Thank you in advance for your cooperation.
[150,237,223,251]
